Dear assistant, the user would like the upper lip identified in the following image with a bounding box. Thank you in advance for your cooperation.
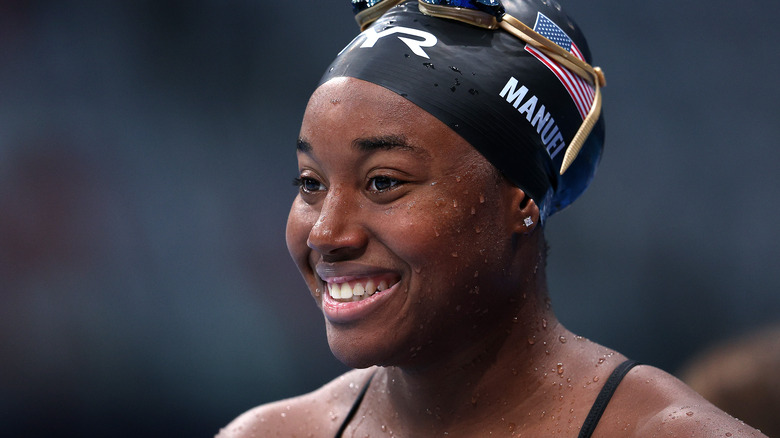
[315,261,398,283]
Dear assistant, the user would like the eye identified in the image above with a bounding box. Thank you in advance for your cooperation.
[293,176,325,193]
[368,176,400,193]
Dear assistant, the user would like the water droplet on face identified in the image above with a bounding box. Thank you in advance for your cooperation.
[559,336,567,344]
[593,376,600,382]
[686,411,694,417]
[433,226,440,237]
[725,433,732,437]
[451,252,458,258]
[542,318,548,329]
[512,316,519,324]
[557,363,564,374]
[475,226,482,233]
[479,193,485,203]
[452,199,458,208]
[314,288,321,297]
[455,175,462,183]
[423,62,435,69]
[470,206,476,215]
[528,336,535,344]
[381,424,388,432]
[598,358,605,364]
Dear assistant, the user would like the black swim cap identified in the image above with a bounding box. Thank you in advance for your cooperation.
[320,0,605,220]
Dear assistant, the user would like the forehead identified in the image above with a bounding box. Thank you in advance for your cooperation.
[300,77,479,163]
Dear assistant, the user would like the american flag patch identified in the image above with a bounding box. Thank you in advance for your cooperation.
[525,13,594,120]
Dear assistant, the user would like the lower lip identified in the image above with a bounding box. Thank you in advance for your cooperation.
[321,282,399,324]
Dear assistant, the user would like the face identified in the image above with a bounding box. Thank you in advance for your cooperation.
[287,77,526,369]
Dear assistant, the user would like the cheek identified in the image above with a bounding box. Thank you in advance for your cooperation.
[285,197,315,270]
[386,186,509,275]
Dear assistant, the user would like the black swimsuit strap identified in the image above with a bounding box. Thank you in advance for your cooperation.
[334,372,375,438]
[577,359,641,438]
[335,361,639,438]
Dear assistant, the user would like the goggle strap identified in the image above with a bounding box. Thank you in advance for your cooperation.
[559,78,601,174]
[418,2,499,29]
[356,0,405,30]
[499,15,605,88]
[498,14,604,174]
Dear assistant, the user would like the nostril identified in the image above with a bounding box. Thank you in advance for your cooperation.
[307,211,367,258]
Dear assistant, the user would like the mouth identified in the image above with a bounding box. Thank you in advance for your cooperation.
[324,275,399,302]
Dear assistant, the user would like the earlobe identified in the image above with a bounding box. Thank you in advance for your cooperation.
[509,188,540,234]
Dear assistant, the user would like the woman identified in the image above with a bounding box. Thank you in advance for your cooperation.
[220,1,766,436]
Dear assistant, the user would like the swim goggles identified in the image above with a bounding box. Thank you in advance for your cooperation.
[350,0,605,174]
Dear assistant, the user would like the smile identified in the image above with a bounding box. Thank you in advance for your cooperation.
[326,277,397,302]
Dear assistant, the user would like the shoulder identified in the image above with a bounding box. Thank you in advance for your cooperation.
[216,368,376,438]
[600,364,768,437]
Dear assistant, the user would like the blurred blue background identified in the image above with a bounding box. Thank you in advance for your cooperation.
[1,1,778,436]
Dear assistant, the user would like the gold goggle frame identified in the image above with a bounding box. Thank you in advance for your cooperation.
[355,1,606,174]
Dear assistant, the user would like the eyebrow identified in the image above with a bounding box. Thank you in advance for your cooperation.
[352,135,419,154]
[296,138,312,153]
[297,135,430,158]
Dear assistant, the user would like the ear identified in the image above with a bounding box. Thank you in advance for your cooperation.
[508,187,540,234]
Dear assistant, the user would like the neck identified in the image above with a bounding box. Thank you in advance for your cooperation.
[377,285,573,434]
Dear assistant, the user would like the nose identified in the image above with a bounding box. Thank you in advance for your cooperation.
[307,186,367,259]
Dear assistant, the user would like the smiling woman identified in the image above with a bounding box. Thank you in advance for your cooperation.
[218,1,766,437]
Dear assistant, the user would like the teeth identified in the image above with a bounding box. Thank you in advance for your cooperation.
[326,278,395,301]
[340,283,353,299]
[327,283,339,299]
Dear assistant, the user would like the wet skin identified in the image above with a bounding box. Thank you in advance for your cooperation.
[287,76,540,371]
[219,77,768,437]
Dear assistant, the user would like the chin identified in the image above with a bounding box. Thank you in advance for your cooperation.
[325,324,401,369]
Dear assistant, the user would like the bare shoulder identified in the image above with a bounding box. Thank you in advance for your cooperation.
[216,368,376,438]
[602,364,767,437]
